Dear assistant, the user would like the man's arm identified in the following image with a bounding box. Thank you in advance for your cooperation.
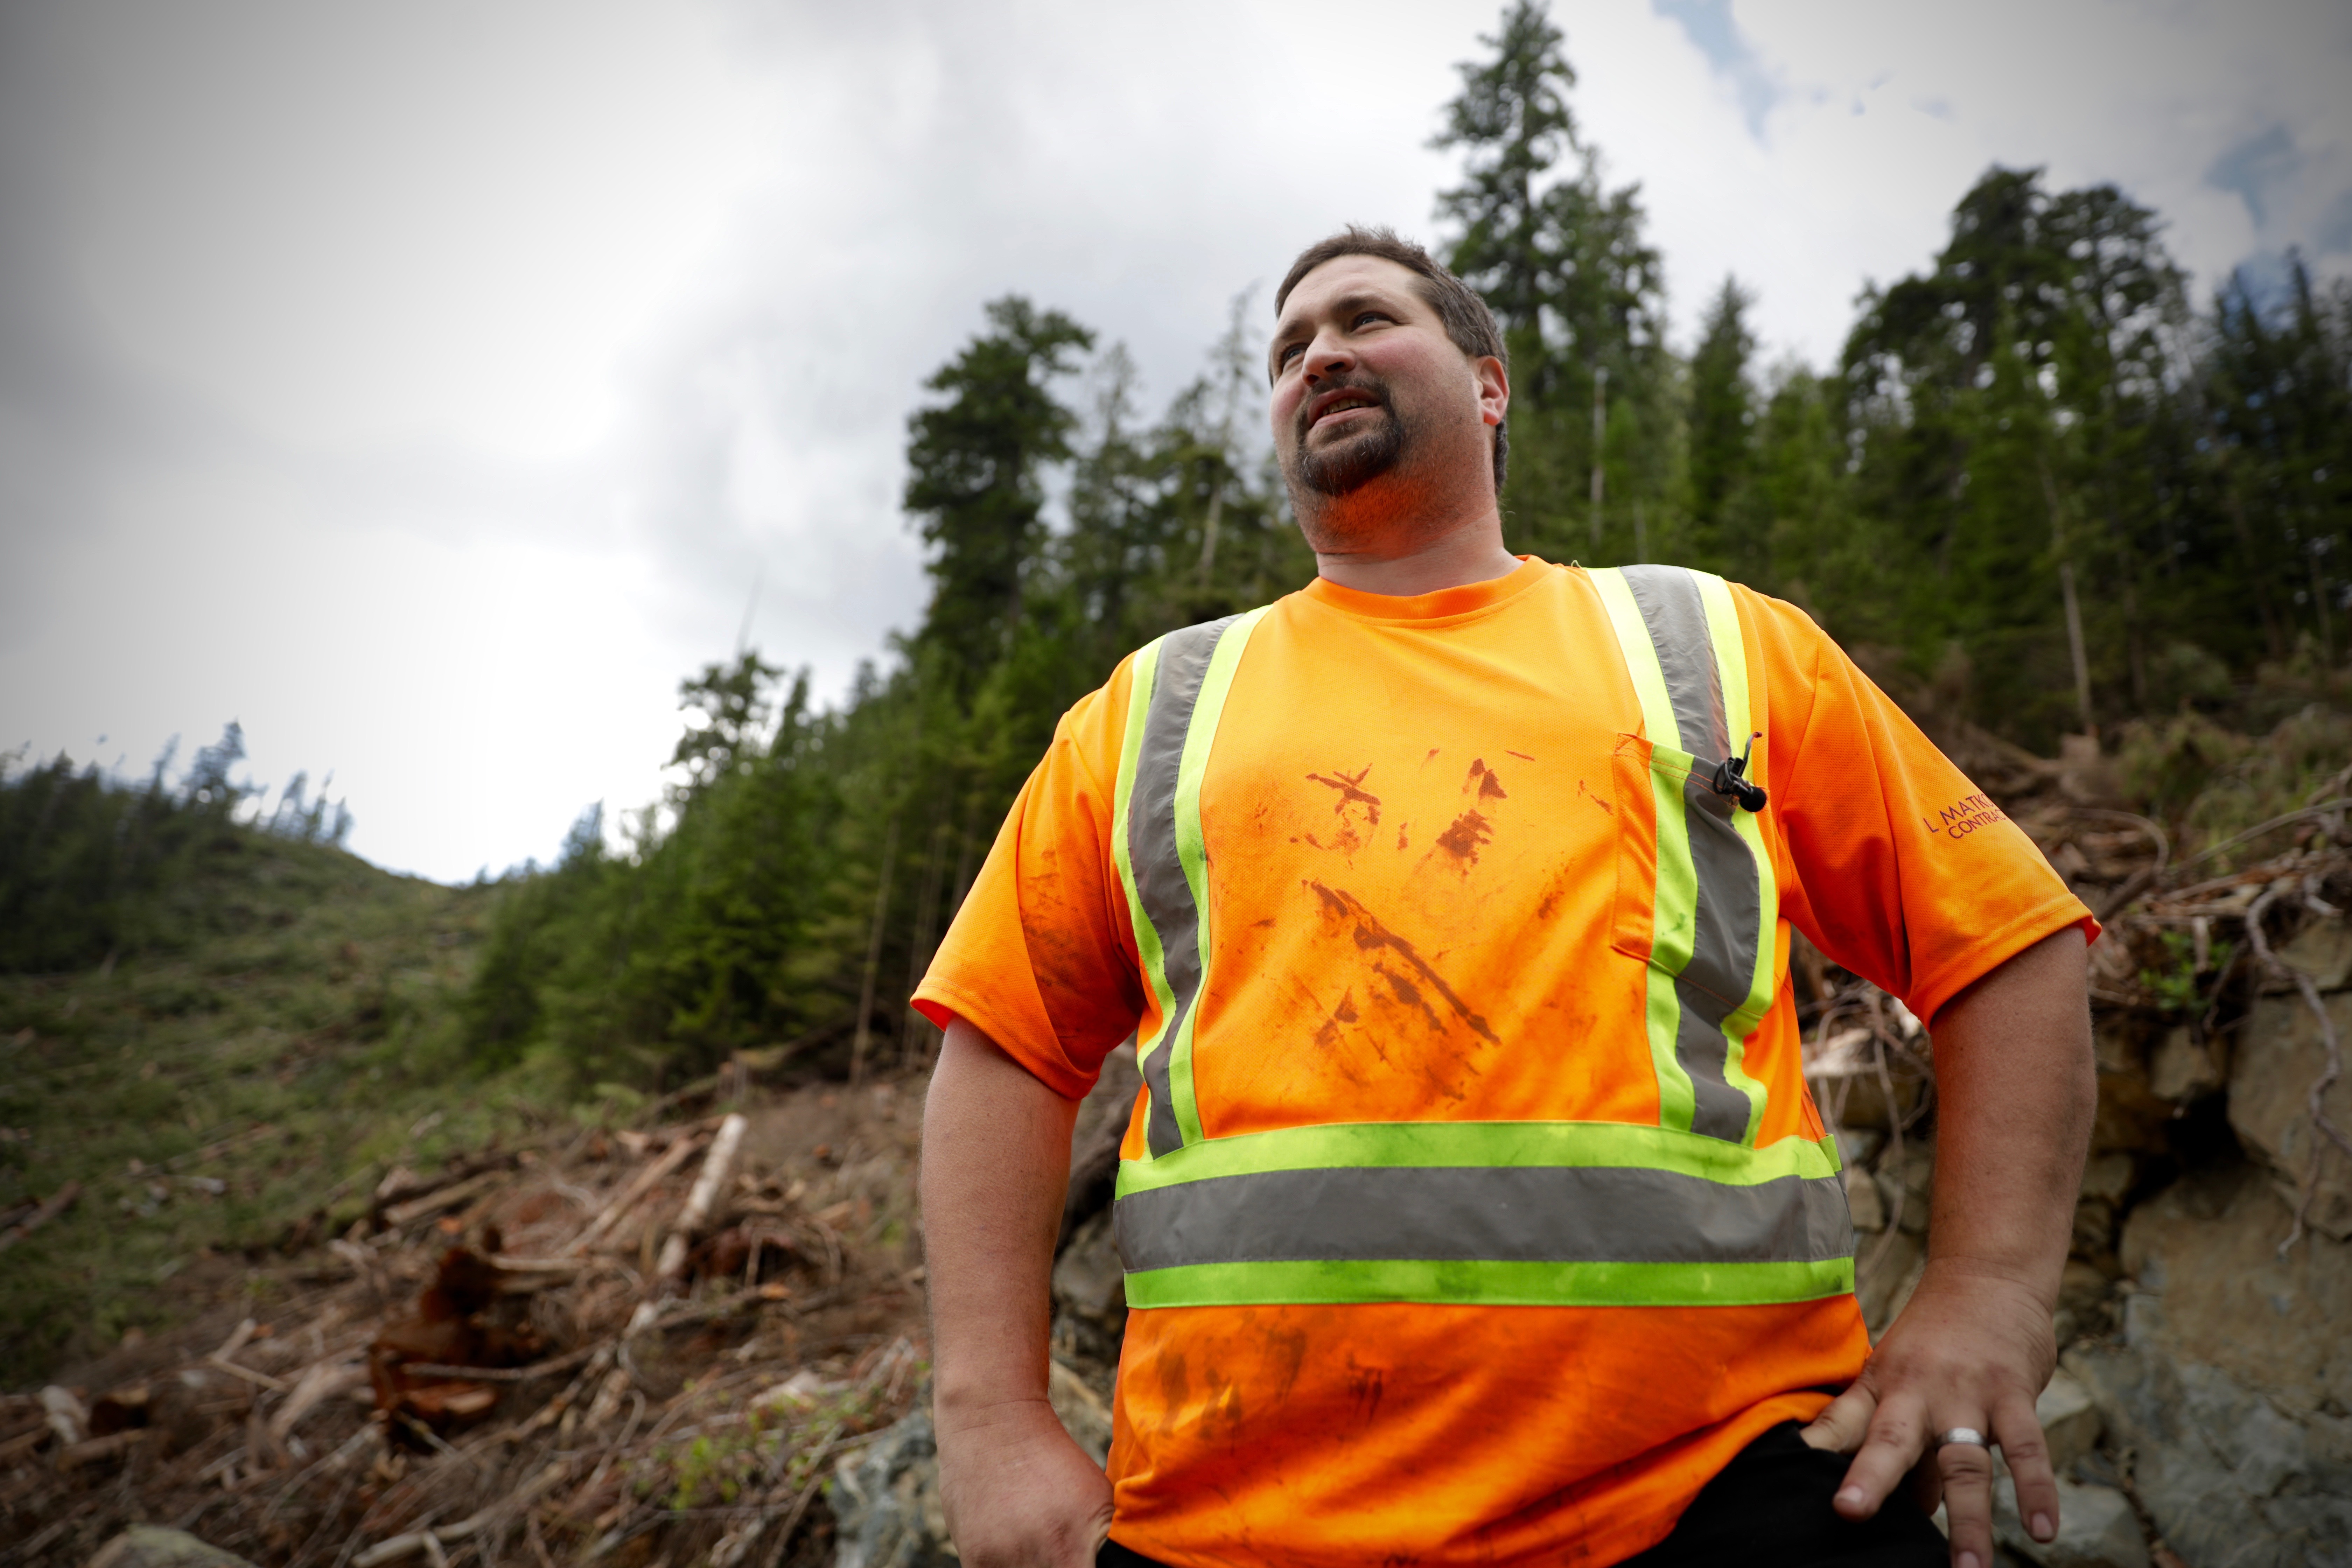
[1801,927,2095,1568]
[921,1017,1115,1568]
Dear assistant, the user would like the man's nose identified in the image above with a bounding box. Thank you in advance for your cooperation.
[1302,329,1355,380]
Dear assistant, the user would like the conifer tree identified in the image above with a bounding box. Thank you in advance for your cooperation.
[1843,167,2194,739]
[1432,0,1667,560]
[2204,257,2352,668]
[1687,277,1759,578]
[903,297,1094,686]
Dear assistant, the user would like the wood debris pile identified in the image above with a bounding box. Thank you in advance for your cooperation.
[1798,724,2352,1330]
[3,1077,933,1568]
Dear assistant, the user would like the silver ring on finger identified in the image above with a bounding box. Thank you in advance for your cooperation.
[1935,1427,1991,1449]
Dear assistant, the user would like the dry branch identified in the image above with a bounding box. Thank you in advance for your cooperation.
[654,1114,746,1284]
[565,1135,705,1256]
[2244,882,2352,1256]
[380,1170,505,1230]
[0,1182,80,1253]
[368,1152,525,1230]
[56,1431,145,1472]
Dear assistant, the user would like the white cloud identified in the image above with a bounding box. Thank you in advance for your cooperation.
[4,0,2344,880]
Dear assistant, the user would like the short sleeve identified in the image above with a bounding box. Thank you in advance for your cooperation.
[1743,589,2096,1026]
[912,661,1147,1100]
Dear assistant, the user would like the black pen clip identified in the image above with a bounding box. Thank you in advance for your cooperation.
[1709,732,1768,813]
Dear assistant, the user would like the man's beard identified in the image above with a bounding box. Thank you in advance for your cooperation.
[1286,378,1410,498]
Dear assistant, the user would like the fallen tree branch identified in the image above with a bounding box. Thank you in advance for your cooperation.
[401,1345,600,1384]
[0,1181,80,1253]
[348,1459,570,1566]
[2244,885,2352,1258]
[566,1135,706,1256]
[380,1169,507,1230]
[57,1428,146,1470]
[654,1113,747,1284]
[2170,799,2352,880]
[368,1152,524,1231]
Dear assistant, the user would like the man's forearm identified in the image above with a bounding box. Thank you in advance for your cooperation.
[921,1018,1083,1423]
[1922,926,2096,1296]
[920,1020,1116,1568]
[1812,926,2097,1566]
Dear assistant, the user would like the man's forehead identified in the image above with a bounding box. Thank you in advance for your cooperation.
[1275,255,1427,329]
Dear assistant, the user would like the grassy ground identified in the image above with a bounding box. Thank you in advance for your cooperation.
[0,835,542,1386]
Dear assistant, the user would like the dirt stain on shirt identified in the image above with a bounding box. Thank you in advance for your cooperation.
[1463,757,1510,802]
[1306,881,1501,1045]
[1307,766,1382,822]
[1435,810,1494,864]
[1306,765,1382,854]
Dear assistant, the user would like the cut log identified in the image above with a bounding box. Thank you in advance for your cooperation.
[565,1134,705,1255]
[655,1113,746,1283]
[39,1386,87,1447]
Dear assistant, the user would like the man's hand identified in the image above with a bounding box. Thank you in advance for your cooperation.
[1800,927,2094,1568]
[1800,1262,2060,1568]
[937,1397,1115,1568]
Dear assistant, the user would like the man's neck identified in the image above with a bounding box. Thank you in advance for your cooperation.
[1311,509,1521,597]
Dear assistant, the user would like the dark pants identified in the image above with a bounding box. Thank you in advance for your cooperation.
[1096,1421,1947,1568]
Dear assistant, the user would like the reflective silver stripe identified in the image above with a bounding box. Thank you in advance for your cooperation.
[1620,566,1763,1143]
[1622,564,1728,758]
[1115,1164,1855,1271]
[1128,615,1241,1156]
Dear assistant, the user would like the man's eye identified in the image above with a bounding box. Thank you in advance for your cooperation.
[1277,343,1303,366]
[1353,311,1391,328]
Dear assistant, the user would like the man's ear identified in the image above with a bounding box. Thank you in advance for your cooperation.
[1475,355,1510,427]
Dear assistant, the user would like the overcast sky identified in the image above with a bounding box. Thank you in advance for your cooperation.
[3,0,2347,883]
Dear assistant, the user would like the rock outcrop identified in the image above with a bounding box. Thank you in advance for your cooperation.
[2060,1166,2352,1568]
[1809,862,2352,1568]
[2232,989,2352,1242]
[832,1050,1138,1565]
[831,1401,955,1568]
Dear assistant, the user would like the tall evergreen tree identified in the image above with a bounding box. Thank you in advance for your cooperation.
[1687,276,1759,576]
[903,297,1094,684]
[1843,166,2193,740]
[1751,368,1861,626]
[1432,0,1668,560]
[2204,257,2352,668]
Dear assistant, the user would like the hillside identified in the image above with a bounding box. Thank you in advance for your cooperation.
[0,834,502,1384]
[7,685,2352,1568]
[0,824,944,1568]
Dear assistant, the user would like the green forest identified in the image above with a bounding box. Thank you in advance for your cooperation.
[9,1,2351,1101]
[314,0,2352,1091]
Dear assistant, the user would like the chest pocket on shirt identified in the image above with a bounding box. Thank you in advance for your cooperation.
[1607,731,1765,1010]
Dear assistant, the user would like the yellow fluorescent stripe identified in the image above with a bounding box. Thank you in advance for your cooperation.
[1645,745,1701,1132]
[1695,573,1751,752]
[1590,568,1678,743]
[1121,1255,1855,1310]
[1114,1121,1842,1194]
[1167,606,1269,1148]
[1111,640,1177,1097]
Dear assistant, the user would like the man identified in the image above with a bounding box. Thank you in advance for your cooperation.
[914,227,2095,1568]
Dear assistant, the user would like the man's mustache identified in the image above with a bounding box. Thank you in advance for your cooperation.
[1295,376,1394,442]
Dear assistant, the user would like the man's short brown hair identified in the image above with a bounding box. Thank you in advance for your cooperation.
[1275,226,1509,495]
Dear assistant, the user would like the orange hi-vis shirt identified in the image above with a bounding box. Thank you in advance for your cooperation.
[914,557,2092,1568]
